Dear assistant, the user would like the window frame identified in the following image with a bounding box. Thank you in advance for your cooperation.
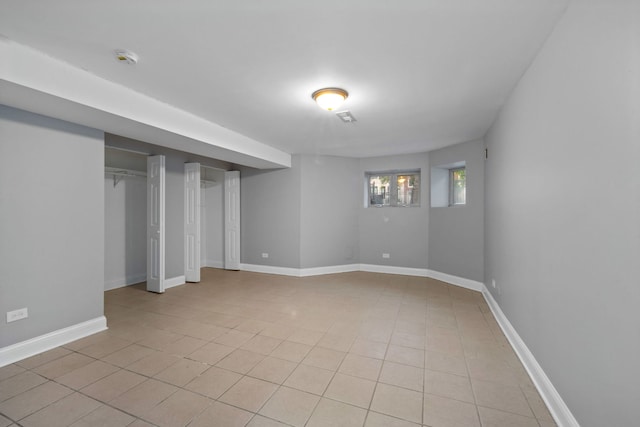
[448,166,466,206]
[366,169,421,208]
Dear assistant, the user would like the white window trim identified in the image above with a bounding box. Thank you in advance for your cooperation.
[366,169,421,208]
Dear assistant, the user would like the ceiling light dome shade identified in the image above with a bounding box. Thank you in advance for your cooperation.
[312,88,348,111]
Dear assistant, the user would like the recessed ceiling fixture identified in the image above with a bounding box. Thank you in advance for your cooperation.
[311,87,348,111]
[114,49,139,64]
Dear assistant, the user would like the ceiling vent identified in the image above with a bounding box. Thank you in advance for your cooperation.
[336,111,356,123]
[114,49,139,64]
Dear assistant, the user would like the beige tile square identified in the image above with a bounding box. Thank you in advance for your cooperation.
[81,370,146,403]
[259,386,320,427]
[184,366,242,399]
[56,360,120,390]
[467,358,519,386]
[472,379,533,417]
[365,411,421,427]
[260,324,298,340]
[284,364,334,395]
[390,332,425,350]
[32,353,95,380]
[189,401,253,427]
[143,389,211,427]
[69,405,136,427]
[425,351,468,377]
[0,381,72,421]
[19,392,101,427]
[235,319,274,334]
[521,382,555,422]
[241,335,283,355]
[339,353,383,381]
[16,348,72,370]
[155,336,208,357]
[0,414,12,427]
[219,376,278,412]
[317,333,355,352]
[324,372,376,408]
[306,398,367,427]
[270,341,312,363]
[63,332,111,351]
[101,344,156,367]
[302,347,345,371]
[214,329,255,347]
[379,361,424,391]
[424,370,474,403]
[477,406,539,427]
[385,345,424,368]
[137,329,183,351]
[216,349,265,374]
[248,356,297,384]
[0,371,47,402]
[154,358,209,386]
[370,383,423,424]
[126,351,181,376]
[423,393,480,427]
[110,379,178,417]
[350,338,387,359]
[287,329,324,346]
[128,420,157,427]
[188,342,235,365]
[76,335,132,359]
[0,364,26,382]
[246,415,289,426]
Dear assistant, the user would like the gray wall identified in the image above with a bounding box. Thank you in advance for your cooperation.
[300,155,360,268]
[484,0,640,425]
[359,153,429,268]
[0,105,104,347]
[241,156,301,268]
[201,168,224,268]
[104,174,146,289]
[428,140,484,281]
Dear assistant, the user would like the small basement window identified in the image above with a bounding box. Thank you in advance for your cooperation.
[367,170,420,207]
[430,161,466,207]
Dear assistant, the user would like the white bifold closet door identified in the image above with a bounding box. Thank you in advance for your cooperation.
[147,155,165,293]
[224,170,240,270]
[184,163,201,282]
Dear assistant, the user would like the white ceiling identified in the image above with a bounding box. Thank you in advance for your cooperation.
[0,0,568,159]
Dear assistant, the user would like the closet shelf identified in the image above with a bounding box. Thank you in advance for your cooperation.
[105,167,147,187]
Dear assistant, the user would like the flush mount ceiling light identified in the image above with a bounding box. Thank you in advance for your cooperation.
[114,49,139,64]
[311,87,348,111]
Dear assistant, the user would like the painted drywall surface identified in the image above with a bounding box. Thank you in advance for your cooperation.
[484,0,640,425]
[428,140,484,281]
[0,105,104,347]
[164,155,185,279]
[299,155,360,268]
[201,169,224,268]
[104,175,146,289]
[240,157,301,268]
[358,153,429,268]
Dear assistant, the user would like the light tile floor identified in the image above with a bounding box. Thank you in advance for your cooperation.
[0,269,557,426]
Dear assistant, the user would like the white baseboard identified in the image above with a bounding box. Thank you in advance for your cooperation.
[482,287,579,427]
[240,263,301,277]
[164,275,186,290]
[426,269,484,292]
[104,273,147,291]
[299,264,360,277]
[240,262,482,292]
[204,260,224,269]
[0,316,107,368]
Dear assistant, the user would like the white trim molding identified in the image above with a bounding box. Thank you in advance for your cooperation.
[240,264,302,277]
[0,316,107,368]
[425,269,484,292]
[104,273,147,291]
[164,275,186,290]
[482,287,579,427]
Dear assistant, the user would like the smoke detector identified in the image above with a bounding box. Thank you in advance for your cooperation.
[114,49,139,65]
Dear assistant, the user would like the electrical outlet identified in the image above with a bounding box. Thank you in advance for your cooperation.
[7,308,28,323]
[382,253,390,259]
[491,279,496,289]
[261,253,269,258]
